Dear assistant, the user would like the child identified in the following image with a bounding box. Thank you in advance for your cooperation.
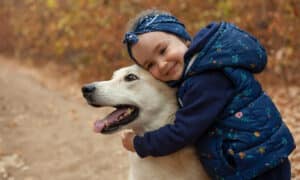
[121,9,295,179]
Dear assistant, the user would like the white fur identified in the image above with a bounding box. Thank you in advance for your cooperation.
[86,65,210,180]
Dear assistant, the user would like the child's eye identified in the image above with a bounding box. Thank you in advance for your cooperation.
[160,47,167,55]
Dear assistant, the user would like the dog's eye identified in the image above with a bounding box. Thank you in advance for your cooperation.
[124,73,139,81]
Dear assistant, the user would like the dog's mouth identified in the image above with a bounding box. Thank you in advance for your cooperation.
[94,105,139,134]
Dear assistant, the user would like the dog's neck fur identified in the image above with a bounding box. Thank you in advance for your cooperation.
[133,95,178,136]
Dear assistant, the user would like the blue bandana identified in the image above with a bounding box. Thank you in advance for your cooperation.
[123,13,191,62]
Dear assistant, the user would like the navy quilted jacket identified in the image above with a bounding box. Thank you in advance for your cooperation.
[134,22,295,179]
[179,22,295,179]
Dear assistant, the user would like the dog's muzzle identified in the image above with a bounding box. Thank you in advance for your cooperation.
[82,84,96,96]
[82,84,99,106]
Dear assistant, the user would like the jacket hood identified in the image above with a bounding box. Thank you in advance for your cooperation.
[183,22,267,78]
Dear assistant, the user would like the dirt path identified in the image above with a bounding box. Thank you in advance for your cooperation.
[0,56,128,180]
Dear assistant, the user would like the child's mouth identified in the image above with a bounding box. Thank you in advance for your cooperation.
[167,62,177,76]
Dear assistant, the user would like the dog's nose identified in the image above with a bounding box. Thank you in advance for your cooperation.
[82,85,96,94]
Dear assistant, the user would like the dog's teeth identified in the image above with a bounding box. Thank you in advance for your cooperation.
[118,115,124,121]
[126,108,133,115]
[122,109,132,117]
[104,120,110,127]
[117,108,134,121]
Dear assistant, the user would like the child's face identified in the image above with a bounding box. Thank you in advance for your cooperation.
[131,32,188,82]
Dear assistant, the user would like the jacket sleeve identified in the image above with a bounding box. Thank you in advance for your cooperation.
[133,70,235,158]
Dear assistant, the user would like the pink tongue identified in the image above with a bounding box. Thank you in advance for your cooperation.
[94,120,105,133]
[94,107,128,133]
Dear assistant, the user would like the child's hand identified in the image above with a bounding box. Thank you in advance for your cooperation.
[121,130,136,152]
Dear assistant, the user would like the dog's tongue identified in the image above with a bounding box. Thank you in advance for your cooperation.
[94,120,105,133]
[94,107,128,133]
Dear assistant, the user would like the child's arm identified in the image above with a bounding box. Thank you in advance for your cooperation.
[122,70,235,158]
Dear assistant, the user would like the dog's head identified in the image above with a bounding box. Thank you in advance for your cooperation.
[82,65,177,135]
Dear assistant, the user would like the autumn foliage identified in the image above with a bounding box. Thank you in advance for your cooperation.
[0,0,299,83]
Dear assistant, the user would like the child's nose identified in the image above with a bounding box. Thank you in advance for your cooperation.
[157,61,168,74]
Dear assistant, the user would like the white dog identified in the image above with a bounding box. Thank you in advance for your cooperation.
[82,65,210,180]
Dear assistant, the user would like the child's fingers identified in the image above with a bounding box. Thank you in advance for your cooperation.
[120,129,136,152]
[121,131,125,139]
[121,129,134,138]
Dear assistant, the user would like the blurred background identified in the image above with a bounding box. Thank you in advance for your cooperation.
[0,0,299,83]
[0,0,299,179]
